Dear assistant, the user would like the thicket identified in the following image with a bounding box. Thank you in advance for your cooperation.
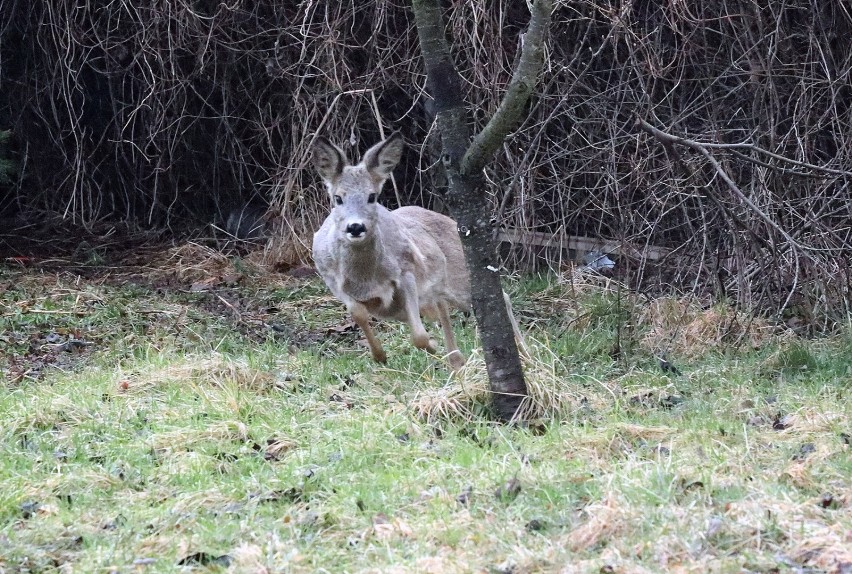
[0,0,850,327]
[0,130,12,186]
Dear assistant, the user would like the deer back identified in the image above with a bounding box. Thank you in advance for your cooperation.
[392,206,470,316]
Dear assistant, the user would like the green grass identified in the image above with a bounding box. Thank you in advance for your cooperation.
[1,262,850,573]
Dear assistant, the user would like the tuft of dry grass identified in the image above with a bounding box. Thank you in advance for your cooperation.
[409,337,587,424]
[565,495,630,551]
[637,296,783,358]
[230,543,271,574]
[558,265,625,294]
[250,216,316,272]
[121,355,277,394]
[144,242,243,283]
[148,420,250,452]
[408,351,491,423]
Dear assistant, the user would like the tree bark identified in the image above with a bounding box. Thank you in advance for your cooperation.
[411,0,552,422]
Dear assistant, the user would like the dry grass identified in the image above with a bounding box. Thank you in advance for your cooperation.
[409,337,587,424]
[565,495,630,552]
[143,242,242,283]
[537,266,791,360]
[249,217,317,271]
[121,355,278,394]
[638,296,784,358]
[408,356,491,423]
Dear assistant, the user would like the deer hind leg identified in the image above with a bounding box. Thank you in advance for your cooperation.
[349,303,387,364]
[400,272,437,353]
[437,302,465,371]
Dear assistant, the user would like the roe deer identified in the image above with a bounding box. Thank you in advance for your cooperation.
[310,132,470,370]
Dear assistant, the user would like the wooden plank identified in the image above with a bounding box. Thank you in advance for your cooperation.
[496,229,671,261]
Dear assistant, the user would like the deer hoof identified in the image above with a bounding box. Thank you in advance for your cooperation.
[448,350,466,371]
[412,332,435,351]
[372,349,387,363]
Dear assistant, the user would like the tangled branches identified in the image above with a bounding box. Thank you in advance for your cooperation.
[0,0,850,326]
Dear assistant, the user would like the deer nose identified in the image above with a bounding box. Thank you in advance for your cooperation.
[346,222,367,237]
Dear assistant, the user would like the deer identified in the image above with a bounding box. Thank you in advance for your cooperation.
[310,131,473,370]
[310,132,527,371]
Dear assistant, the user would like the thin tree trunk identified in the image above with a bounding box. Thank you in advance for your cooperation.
[411,0,552,421]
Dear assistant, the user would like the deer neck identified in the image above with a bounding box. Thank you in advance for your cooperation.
[337,225,395,304]
[340,224,387,276]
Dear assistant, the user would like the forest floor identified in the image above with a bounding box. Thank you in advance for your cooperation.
[1,230,850,574]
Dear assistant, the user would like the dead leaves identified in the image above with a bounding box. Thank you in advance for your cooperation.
[566,496,627,552]
[367,513,414,542]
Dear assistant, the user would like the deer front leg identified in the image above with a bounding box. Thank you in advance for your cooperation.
[399,272,436,353]
[349,302,387,364]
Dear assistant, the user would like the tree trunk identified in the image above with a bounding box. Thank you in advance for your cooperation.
[451,169,528,421]
[411,0,552,421]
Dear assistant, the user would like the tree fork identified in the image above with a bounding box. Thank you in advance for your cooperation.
[412,0,553,421]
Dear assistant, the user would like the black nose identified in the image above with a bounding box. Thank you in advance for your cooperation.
[346,222,367,237]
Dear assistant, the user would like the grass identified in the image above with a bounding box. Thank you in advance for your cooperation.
[1,252,850,574]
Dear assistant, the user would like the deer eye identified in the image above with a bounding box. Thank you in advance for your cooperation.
[367,193,377,204]
[334,195,343,205]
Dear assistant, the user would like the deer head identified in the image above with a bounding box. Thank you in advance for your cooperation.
[311,132,403,245]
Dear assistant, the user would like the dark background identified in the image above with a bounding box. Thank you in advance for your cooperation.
[1,0,850,325]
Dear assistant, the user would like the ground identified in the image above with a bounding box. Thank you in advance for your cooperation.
[0,231,850,574]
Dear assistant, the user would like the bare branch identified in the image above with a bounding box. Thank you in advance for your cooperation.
[461,0,553,176]
[636,117,816,255]
[635,117,852,178]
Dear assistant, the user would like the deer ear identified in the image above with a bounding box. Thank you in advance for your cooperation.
[312,137,347,185]
[362,132,403,180]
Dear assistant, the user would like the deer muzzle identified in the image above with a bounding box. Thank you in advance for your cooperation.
[345,221,367,240]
